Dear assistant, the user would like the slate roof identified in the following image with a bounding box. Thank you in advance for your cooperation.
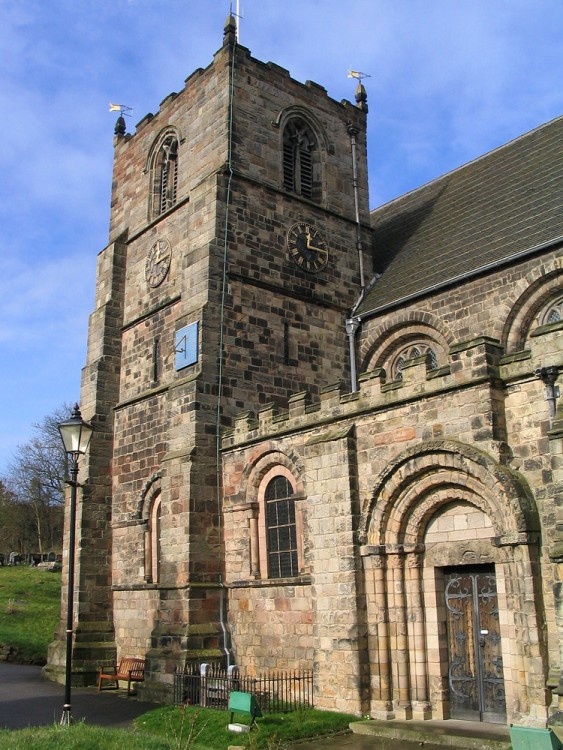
[357,116,563,317]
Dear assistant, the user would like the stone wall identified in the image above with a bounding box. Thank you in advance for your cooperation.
[222,247,562,721]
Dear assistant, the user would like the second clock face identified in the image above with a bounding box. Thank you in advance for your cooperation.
[287,223,328,274]
[145,238,172,288]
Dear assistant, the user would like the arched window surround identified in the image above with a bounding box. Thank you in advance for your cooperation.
[146,128,180,221]
[142,493,162,584]
[360,315,451,379]
[275,106,330,206]
[389,340,439,381]
[136,471,163,584]
[500,264,562,353]
[256,466,305,580]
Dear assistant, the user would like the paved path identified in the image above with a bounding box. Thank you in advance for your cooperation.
[0,662,158,730]
[290,735,391,748]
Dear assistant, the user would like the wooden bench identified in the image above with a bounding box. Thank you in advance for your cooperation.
[98,657,145,697]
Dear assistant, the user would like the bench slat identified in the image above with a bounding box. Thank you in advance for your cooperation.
[98,657,145,697]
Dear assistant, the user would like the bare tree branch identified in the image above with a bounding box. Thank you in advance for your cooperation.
[1,403,72,553]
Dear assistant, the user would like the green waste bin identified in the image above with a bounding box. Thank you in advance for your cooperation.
[510,725,562,750]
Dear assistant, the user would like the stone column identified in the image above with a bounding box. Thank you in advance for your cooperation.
[387,547,412,719]
[406,549,431,719]
[249,511,260,577]
[306,428,364,715]
[362,547,393,718]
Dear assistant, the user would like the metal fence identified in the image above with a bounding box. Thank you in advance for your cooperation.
[174,663,314,713]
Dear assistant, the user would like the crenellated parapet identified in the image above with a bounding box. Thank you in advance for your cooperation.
[223,334,549,448]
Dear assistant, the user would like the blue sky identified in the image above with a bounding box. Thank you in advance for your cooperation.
[0,0,561,473]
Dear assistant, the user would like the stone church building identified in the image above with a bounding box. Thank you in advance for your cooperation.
[46,16,563,733]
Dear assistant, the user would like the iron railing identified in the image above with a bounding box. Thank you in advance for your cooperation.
[174,663,314,713]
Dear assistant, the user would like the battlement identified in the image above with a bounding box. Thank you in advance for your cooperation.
[222,335,525,449]
[121,37,359,146]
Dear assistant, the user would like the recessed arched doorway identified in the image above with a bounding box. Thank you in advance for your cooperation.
[359,440,544,726]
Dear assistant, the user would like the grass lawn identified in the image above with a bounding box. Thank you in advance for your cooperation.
[0,706,356,749]
[0,723,171,750]
[136,704,356,748]
[0,566,61,663]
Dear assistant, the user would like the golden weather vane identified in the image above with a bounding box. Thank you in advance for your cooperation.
[348,69,371,82]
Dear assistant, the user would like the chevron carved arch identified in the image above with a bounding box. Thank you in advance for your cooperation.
[358,440,537,547]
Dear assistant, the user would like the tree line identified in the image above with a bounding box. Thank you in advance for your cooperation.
[0,405,71,558]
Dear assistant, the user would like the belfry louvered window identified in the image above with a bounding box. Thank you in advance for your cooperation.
[150,133,179,219]
[283,119,318,201]
[265,475,298,579]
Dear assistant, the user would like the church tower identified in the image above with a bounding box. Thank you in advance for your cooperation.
[46,16,371,698]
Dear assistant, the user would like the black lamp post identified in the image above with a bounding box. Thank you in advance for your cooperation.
[57,404,93,726]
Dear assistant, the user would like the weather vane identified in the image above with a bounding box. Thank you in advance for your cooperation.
[109,103,133,117]
[348,70,371,82]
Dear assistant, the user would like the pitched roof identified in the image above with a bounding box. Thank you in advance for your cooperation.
[357,116,563,317]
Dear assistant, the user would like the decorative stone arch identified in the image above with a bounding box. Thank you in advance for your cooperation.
[359,310,453,378]
[501,260,563,353]
[144,126,184,172]
[359,440,545,725]
[274,106,332,153]
[238,444,306,579]
[240,443,306,501]
[136,471,162,520]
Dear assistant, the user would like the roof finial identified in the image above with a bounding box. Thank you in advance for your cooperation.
[224,10,237,46]
[355,82,368,113]
[114,116,126,136]
[109,103,133,136]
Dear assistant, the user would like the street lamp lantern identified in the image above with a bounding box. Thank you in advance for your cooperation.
[57,404,93,726]
[58,404,93,457]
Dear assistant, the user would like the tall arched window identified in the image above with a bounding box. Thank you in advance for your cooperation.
[149,132,179,219]
[282,119,320,202]
[265,475,298,579]
[144,495,162,583]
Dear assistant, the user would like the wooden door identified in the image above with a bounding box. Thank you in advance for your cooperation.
[444,566,506,723]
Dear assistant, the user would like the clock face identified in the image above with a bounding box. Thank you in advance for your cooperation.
[145,238,172,288]
[287,223,328,274]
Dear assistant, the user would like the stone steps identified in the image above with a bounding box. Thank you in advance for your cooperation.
[350,718,512,750]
